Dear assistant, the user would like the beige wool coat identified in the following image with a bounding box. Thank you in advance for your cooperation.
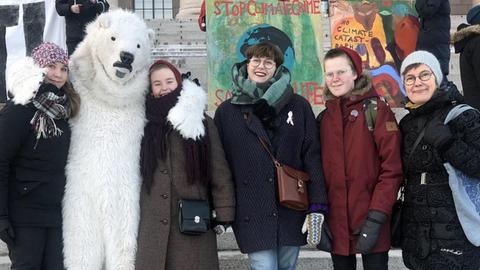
[135,81,235,270]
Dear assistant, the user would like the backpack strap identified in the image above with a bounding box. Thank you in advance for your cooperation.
[363,97,378,131]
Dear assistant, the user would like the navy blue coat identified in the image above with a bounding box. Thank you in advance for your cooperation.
[214,94,328,253]
[415,0,451,76]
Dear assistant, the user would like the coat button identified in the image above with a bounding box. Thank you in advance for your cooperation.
[162,194,168,199]
[161,169,168,174]
[244,216,250,222]
[268,178,273,182]
[430,209,437,216]
[272,212,277,217]
[23,186,27,191]
[421,145,428,150]
[161,219,168,225]
[243,180,248,185]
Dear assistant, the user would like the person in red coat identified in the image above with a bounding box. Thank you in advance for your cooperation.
[317,47,403,270]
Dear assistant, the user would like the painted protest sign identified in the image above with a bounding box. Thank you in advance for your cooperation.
[329,0,418,107]
[206,0,326,112]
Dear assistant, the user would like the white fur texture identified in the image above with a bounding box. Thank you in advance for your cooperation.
[63,10,152,270]
[167,79,207,140]
[6,57,45,105]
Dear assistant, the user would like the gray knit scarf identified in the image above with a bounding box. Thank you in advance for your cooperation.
[230,60,293,113]
[30,85,70,143]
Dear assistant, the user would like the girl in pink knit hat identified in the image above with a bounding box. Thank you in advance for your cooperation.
[0,41,80,269]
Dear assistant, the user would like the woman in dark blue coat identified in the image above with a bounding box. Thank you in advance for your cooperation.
[214,42,328,270]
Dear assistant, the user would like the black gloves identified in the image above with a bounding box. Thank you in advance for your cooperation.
[0,217,15,246]
[424,116,454,153]
[317,221,333,252]
[355,210,387,254]
[253,99,276,127]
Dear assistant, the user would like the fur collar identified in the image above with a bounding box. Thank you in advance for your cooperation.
[451,24,480,43]
[167,79,207,140]
[6,57,45,105]
[323,71,372,102]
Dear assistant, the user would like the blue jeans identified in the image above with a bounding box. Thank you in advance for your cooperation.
[248,246,300,270]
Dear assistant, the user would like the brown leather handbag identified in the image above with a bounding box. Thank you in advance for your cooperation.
[258,138,310,211]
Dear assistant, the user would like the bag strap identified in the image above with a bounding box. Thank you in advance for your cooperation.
[404,125,426,173]
[257,137,281,167]
[444,104,477,124]
[363,97,378,132]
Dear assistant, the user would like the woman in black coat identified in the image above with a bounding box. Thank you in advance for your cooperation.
[0,42,80,270]
[214,42,328,270]
[415,0,451,80]
[399,51,480,270]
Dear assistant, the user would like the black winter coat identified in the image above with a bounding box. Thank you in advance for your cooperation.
[399,84,480,270]
[55,0,109,53]
[0,85,71,227]
[415,0,451,77]
[214,94,328,253]
[452,24,480,109]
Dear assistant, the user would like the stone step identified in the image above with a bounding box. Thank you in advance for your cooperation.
[219,249,408,270]
[0,249,407,270]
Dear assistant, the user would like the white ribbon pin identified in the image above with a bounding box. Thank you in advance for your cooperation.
[286,111,294,126]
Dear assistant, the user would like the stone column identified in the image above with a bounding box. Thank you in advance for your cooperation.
[117,0,133,10]
[108,0,118,9]
[175,0,201,19]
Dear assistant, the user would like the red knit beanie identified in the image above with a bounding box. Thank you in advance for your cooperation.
[149,59,182,88]
[336,46,363,76]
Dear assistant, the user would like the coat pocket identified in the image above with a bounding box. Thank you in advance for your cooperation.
[15,181,42,196]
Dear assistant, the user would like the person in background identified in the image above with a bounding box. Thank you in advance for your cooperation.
[55,0,109,55]
[135,60,235,270]
[318,46,403,270]
[399,50,480,269]
[415,0,451,83]
[0,42,80,270]
[451,4,480,109]
[214,41,329,270]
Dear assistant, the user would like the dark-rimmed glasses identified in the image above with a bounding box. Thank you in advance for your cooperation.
[404,71,433,86]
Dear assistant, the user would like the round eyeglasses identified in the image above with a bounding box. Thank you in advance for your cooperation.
[249,58,276,69]
[404,71,433,86]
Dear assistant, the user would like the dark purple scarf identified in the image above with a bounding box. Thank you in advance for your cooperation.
[140,89,211,193]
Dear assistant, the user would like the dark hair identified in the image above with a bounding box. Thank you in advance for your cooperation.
[323,48,356,75]
[63,81,80,117]
[245,42,284,67]
[401,63,422,76]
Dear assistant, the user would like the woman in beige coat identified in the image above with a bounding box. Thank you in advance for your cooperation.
[135,60,235,270]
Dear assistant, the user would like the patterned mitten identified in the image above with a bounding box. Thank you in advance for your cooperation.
[301,213,324,245]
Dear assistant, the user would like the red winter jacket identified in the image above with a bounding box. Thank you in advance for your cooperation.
[318,73,403,256]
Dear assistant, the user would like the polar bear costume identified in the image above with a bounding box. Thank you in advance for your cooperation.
[62,10,153,270]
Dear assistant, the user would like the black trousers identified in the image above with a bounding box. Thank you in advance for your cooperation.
[331,251,388,270]
[8,227,64,270]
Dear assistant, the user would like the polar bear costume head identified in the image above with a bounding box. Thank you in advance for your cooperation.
[69,10,153,107]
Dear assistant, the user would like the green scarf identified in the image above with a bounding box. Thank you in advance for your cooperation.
[230,60,293,113]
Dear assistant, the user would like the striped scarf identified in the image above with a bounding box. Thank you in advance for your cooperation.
[30,87,70,142]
